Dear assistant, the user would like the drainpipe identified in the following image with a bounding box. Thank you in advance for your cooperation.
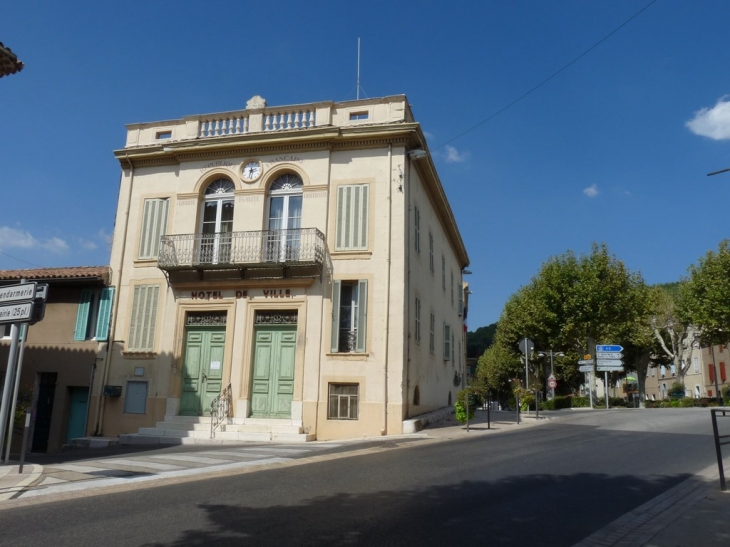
[382,144,393,435]
[314,148,333,437]
[94,160,134,435]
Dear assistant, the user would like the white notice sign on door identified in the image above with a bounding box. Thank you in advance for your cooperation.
[210,361,221,370]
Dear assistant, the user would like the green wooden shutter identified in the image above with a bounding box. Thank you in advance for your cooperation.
[74,289,92,341]
[356,280,368,353]
[335,185,369,251]
[139,198,169,259]
[331,280,341,353]
[94,287,115,341]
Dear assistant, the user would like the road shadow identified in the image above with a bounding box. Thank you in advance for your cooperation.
[140,472,690,547]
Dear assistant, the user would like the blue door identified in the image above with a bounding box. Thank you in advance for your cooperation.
[66,387,88,443]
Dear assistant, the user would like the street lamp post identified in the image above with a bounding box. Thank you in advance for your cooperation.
[538,350,565,400]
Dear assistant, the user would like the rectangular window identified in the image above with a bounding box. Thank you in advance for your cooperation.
[1,324,11,338]
[442,255,446,291]
[458,283,464,315]
[429,313,435,354]
[444,324,451,360]
[414,297,421,344]
[138,198,169,259]
[450,271,454,305]
[429,233,434,274]
[74,287,114,341]
[414,206,420,254]
[651,368,655,377]
[335,184,369,251]
[331,280,367,353]
[660,365,666,377]
[155,131,172,140]
[128,285,160,351]
[694,357,700,373]
[328,384,359,419]
[670,364,676,376]
[124,381,148,414]
[349,112,368,121]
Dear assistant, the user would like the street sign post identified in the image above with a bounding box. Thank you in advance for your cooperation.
[548,376,557,389]
[597,359,624,367]
[596,352,622,360]
[578,359,594,365]
[0,301,33,324]
[579,365,594,372]
[0,282,36,305]
[597,366,624,372]
[596,345,623,353]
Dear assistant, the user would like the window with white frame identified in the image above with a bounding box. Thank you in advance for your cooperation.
[429,312,435,354]
[670,364,676,376]
[124,381,148,414]
[1,324,11,338]
[414,297,421,344]
[335,184,369,251]
[414,205,420,254]
[450,271,454,305]
[429,233,434,274]
[694,356,700,373]
[331,280,368,353]
[660,365,666,377]
[444,323,451,360]
[651,367,655,377]
[328,383,359,419]
[695,385,701,398]
[74,287,114,341]
[138,198,169,259]
[128,285,160,351]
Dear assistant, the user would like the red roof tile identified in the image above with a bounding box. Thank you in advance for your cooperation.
[0,266,109,281]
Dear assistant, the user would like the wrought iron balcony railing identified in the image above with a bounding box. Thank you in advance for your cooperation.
[158,228,326,272]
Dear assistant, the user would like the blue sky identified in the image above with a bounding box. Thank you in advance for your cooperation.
[2,1,730,330]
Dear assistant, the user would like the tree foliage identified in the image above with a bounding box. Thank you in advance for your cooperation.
[478,243,652,394]
[466,323,497,358]
[649,283,697,381]
[679,240,730,346]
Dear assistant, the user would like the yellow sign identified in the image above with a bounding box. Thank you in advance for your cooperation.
[584,354,591,360]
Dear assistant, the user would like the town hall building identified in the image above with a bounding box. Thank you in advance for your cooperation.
[94,94,470,442]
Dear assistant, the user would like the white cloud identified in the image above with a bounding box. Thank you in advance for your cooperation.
[686,96,730,140]
[583,184,599,198]
[98,229,113,246]
[0,226,68,254]
[80,239,98,251]
[444,145,470,163]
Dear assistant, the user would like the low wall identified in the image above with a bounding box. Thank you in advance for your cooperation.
[402,406,454,434]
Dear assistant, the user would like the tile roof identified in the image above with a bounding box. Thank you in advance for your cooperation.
[0,266,109,281]
[0,42,24,79]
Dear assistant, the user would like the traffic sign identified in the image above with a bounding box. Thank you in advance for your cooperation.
[596,344,623,352]
[597,366,624,372]
[0,282,36,305]
[579,365,593,372]
[518,338,534,354]
[548,377,557,389]
[35,283,49,301]
[596,352,623,360]
[597,359,623,367]
[578,359,594,365]
[0,301,33,324]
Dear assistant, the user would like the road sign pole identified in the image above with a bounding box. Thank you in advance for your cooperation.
[0,323,21,463]
[605,371,609,409]
[589,371,593,409]
[5,323,28,463]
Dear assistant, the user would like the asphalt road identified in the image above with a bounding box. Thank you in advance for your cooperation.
[0,409,719,546]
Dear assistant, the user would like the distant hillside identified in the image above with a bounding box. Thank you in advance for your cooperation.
[655,281,681,300]
[467,323,497,358]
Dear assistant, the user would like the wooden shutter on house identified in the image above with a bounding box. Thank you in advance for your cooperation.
[709,364,715,383]
[138,198,169,259]
[335,185,369,251]
[74,289,92,341]
[94,287,115,341]
[356,280,368,353]
[128,285,160,351]
[331,280,341,353]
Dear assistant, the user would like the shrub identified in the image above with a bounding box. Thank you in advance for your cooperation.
[572,396,590,408]
[454,389,476,423]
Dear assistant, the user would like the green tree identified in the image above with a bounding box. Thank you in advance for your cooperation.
[493,243,652,393]
[679,240,730,347]
[649,283,698,382]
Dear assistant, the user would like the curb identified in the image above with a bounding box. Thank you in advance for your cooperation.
[0,464,43,501]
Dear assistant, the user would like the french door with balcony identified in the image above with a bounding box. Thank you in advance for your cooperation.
[266,174,302,263]
[199,179,234,264]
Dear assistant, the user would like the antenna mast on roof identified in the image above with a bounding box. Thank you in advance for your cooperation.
[356,38,363,100]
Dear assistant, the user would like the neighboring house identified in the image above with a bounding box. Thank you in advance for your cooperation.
[95,94,470,443]
[644,344,729,400]
[0,266,111,453]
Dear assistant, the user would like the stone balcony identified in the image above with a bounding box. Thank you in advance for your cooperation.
[158,228,326,282]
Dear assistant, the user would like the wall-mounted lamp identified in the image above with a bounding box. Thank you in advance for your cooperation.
[408,149,428,160]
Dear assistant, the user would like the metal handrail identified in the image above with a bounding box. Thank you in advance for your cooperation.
[710,407,730,491]
[210,383,233,439]
[158,228,326,271]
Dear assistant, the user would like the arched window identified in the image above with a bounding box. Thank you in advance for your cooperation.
[265,174,303,262]
[200,178,234,263]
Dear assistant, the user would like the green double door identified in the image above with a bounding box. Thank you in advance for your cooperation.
[180,327,225,416]
[250,326,296,418]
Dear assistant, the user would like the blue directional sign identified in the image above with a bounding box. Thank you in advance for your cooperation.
[596,344,623,353]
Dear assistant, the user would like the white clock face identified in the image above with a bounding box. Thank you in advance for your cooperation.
[242,161,262,181]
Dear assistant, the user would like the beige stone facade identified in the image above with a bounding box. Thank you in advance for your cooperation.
[644,345,730,401]
[96,95,469,441]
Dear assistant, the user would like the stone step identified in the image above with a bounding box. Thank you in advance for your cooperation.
[154,421,211,431]
[221,423,304,434]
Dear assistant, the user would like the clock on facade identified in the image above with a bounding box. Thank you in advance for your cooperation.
[241,160,263,182]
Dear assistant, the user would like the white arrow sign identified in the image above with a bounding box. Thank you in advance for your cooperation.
[578,359,594,365]
[0,282,36,305]
[596,352,623,360]
[597,359,623,367]
[597,366,624,372]
[0,301,33,324]
[579,365,594,372]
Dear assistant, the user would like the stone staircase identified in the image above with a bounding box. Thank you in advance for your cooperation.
[119,416,315,445]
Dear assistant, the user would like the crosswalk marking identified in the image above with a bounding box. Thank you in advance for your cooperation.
[46,463,112,473]
[146,454,235,465]
[102,458,185,471]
